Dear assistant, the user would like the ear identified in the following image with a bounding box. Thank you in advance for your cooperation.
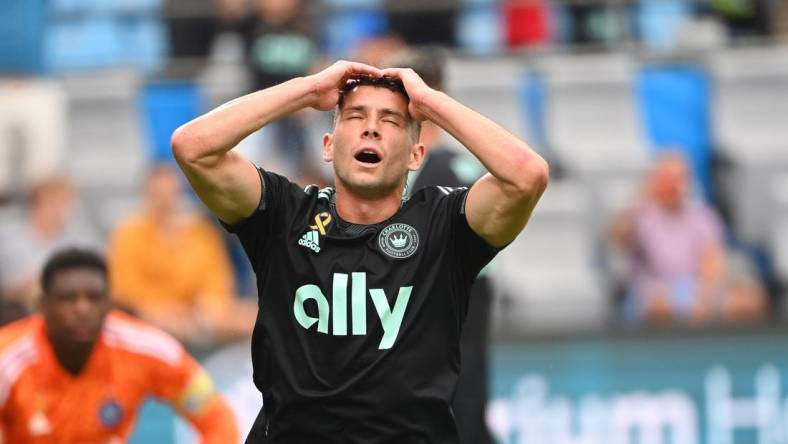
[322,133,334,163]
[407,142,425,172]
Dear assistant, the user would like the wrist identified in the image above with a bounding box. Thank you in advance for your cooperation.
[297,74,322,109]
[413,89,444,120]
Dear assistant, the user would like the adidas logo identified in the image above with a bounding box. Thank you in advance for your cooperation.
[389,234,408,248]
[298,230,321,253]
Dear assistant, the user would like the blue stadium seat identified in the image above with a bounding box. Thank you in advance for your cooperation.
[91,0,164,16]
[547,2,572,44]
[139,82,203,163]
[519,72,547,153]
[0,0,46,74]
[119,18,167,73]
[51,0,163,16]
[456,5,503,55]
[49,0,89,16]
[634,0,694,50]
[45,18,123,72]
[323,10,388,59]
[637,64,713,199]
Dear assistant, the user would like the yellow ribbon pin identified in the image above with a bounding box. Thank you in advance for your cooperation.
[309,212,332,235]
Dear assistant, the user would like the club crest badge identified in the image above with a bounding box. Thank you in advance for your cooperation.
[378,223,419,259]
[98,399,124,429]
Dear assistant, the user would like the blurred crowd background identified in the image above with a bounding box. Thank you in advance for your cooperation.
[2,0,788,442]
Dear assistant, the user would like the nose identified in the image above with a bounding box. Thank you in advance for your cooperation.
[362,127,381,140]
[73,293,93,317]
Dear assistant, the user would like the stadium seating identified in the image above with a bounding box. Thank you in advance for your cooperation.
[46,0,166,73]
[537,51,650,230]
[62,69,146,236]
[707,45,788,248]
[445,56,531,144]
[492,179,610,334]
[632,0,694,50]
[323,3,388,59]
[0,0,46,74]
[637,64,714,198]
[769,173,788,295]
[456,2,504,54]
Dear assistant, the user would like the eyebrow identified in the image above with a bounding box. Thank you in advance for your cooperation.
[379,108,406,120]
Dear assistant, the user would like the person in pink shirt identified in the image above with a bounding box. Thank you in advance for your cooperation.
[610,152,765,325]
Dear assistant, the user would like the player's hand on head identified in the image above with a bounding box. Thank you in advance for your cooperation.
[309,60,383,111]
[380,68,432,121]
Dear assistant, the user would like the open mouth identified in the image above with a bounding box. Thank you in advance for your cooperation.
[354,150,381,164]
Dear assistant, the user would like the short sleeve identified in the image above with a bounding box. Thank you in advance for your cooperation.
[442,187,502,285]
[221,168,305,269]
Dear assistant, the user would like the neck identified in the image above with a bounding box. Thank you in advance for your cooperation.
[48,332,95,375]
[334,181,404,225]
[146,206,178,229]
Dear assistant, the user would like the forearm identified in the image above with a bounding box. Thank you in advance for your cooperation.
[171,76,318,165]
[418,90,548,194]
[190,397,240,444]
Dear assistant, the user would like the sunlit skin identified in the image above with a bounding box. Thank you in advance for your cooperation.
[41,267,111,375]
[172,59,548,246]
[322,86,424,205]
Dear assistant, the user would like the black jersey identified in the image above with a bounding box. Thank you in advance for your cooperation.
[226,168,500,443]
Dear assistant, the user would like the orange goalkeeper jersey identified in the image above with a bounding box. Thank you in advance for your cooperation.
[0,311,239,444]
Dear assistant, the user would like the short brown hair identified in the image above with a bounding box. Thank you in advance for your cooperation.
[334,76,421,141]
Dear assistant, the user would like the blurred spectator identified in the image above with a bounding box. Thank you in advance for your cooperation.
[165,0,220,61]
[0,81,66,203]
[245,0,318,90]
[609,152,766,326]
[709,0,771,37]
[238,0,319,173]
[0,176,99,309]
[385,0,459,47]
[108,164,253,346]
[566,2,614,44]
[503,0,551,48]
[0,1,65,202]
[387,47,493,444]
[773,0,788,40]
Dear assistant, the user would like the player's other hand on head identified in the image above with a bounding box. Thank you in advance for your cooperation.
[309,60,383,111]
[380,68,432,122]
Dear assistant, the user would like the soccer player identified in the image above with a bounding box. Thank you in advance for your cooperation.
[172,60,549,442]
[0,248,239,443]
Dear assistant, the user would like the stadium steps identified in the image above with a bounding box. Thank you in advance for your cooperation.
[707,44,788,247]
[61,69,147,237]
[491,179,611,335]
[445,56,532,146]
[536,51,651,234]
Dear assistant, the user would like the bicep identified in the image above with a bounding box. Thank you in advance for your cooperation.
[464,173,545,248]
[176,150,262,225]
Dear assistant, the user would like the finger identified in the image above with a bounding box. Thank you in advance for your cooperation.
[344,61,383,77]
[380,68,405,78]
